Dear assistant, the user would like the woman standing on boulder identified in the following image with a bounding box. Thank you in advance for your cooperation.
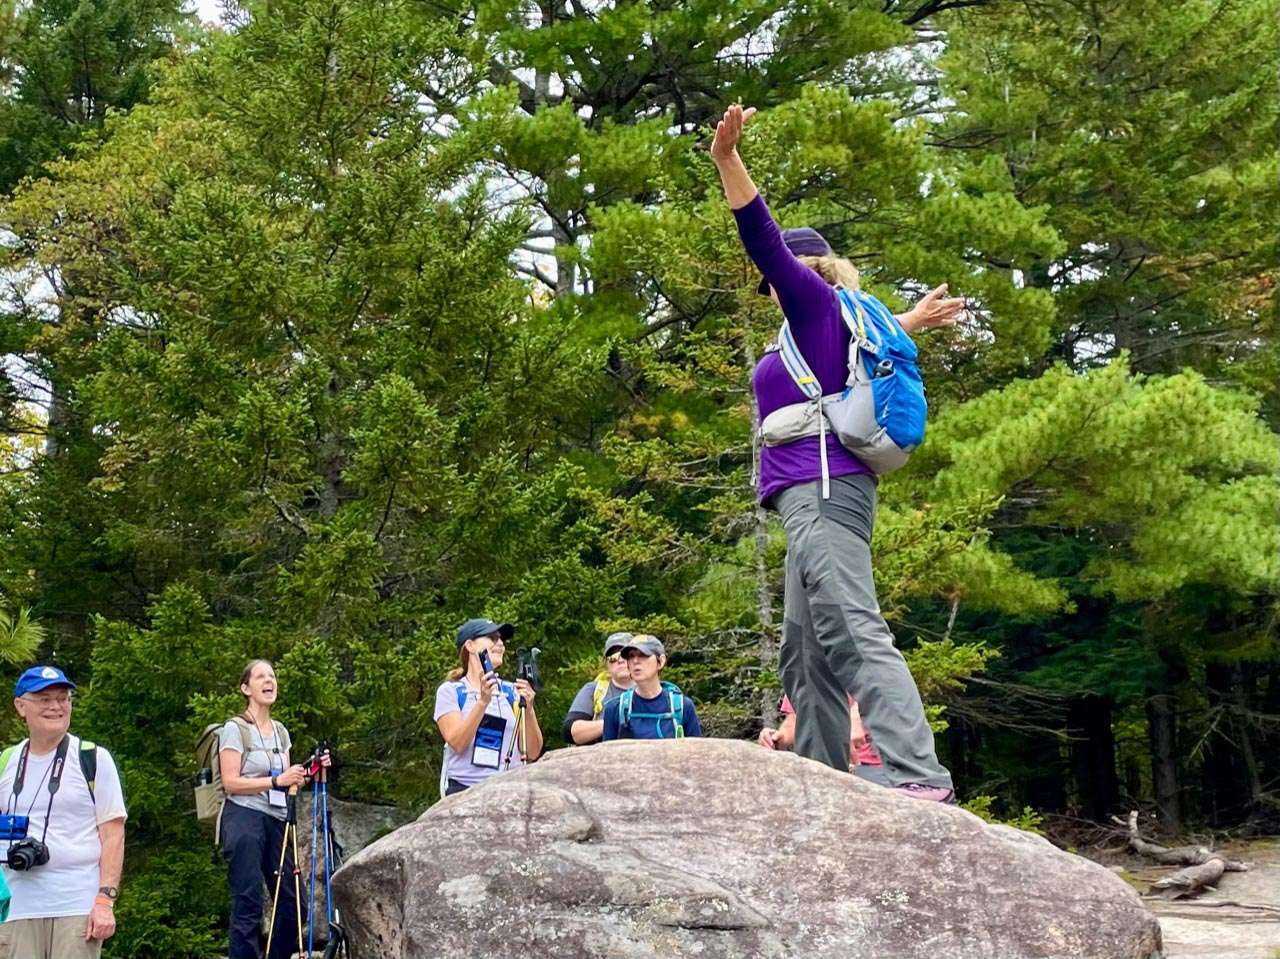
[711,104,959,801]
[434,618,543,796]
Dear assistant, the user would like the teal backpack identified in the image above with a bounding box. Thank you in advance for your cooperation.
[0,738,99,922]
[617,682,686,739]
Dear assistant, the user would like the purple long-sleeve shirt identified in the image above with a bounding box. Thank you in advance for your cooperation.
[735,194,873,505]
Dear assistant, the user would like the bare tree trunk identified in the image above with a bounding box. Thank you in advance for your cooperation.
[744,336,777,728]
[1068,693,1117,821]
[1146,687,1181,834]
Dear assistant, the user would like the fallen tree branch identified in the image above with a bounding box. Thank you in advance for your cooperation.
[1154,899,1280,917]
[1111,811,1249,871]
[1147,857,1226,900]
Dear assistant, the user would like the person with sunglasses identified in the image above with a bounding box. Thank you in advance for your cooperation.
[601,636,702,741]
[434,618,543,796]
[0,666,127,959]
[562,633,637,745]
[711,104,959,801]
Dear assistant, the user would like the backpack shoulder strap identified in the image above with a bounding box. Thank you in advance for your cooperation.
[835,288,876,349]
[228,717,254,773]
[618,688,634,730]
[501,682,518,709]
[272,721,291,759]
[592,673,610,716]
[78,741,98,803]
[661,682,685,739]
[0,744,18,781]
[776,321,823,401]
[454,681,468,712]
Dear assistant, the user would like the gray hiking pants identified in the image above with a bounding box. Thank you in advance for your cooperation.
[776,474,952,789]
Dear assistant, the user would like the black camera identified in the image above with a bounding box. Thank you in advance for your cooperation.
[517,647,542,693]
[6,837,49,871]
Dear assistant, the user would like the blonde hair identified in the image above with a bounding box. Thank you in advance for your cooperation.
[446,645,470,682]
[797,255,860,290]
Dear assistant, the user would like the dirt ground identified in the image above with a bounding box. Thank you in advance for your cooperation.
[1104,839,1280,959]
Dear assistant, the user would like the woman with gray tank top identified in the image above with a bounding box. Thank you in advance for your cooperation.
[710,104,962,802]
[217,660,312,959]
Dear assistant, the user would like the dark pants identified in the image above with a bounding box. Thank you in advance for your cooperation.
[221,800,301,959]
[445,778,469,796]
[776,474,953,789]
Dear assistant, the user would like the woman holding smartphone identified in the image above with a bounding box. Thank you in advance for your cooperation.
[433,618,543,796]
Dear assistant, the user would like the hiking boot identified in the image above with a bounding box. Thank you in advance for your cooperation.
[895,782,956,804]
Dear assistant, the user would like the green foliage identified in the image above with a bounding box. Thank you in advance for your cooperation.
[104,840,226,959]
[0,606,44,664]
[960,794,1045,835]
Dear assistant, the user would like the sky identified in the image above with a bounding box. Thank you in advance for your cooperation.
[193,0,226,26]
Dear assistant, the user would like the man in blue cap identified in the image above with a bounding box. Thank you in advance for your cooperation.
[0,666,127,958]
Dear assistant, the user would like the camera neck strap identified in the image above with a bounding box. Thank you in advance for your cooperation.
[12,734,69,846]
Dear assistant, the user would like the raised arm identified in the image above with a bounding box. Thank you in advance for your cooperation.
[711,105,832,324]
[710,104,759,210]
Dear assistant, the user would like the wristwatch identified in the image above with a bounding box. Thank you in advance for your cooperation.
[98,886,119,901]
[271,774,279,790]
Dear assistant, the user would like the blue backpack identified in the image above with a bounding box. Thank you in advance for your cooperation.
[763,287,927,494]
[617,682,686,739]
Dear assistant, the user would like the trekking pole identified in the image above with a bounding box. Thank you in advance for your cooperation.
[320,764,334,930]
[291,787,305,958]
[265,785,305,959]
[503,697,525,769]
[308,773,321,956]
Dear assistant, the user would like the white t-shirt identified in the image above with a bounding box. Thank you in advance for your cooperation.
[0,734,128,920]
[433,680,522,788]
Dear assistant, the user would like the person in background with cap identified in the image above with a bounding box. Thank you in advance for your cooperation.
[434,618,543,796]
[0,666,127,959]
[601,636,702,741]
[710,104,959,802]
[562,633,636,745]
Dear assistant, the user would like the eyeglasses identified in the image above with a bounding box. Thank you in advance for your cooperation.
[606,654,625,664]
[23,691,73,706]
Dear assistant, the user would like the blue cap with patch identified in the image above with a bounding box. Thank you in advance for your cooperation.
[15,665,76,697]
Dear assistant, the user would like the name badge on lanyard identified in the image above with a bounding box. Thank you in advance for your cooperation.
[472,712,507,770]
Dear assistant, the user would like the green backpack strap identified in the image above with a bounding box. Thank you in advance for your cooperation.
[0,744,18,779]
[79,740,99,804]
[618,688,634,731]
[663,682,685,739]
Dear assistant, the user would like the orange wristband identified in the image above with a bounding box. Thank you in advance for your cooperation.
[95,895,115,908]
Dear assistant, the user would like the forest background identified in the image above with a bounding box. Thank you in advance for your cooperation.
[0,0,1275,953]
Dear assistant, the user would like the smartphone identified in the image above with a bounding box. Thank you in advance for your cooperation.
[478,649,494,676]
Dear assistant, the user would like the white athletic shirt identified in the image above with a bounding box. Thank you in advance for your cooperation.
[0,734,128,920]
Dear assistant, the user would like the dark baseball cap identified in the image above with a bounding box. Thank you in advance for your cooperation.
[603,632,632,656]
[758,227,834,295]
[456,618,515,649]
[15,665,76,697]
[620,635,666,658]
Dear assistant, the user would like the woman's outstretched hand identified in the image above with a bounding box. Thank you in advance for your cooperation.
[898,284,965,333]
[711,104,757,163]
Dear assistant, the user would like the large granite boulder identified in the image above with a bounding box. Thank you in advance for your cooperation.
[331,738,1163,958]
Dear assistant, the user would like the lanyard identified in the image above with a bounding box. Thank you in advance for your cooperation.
[9,735,69,846]
[244,714,283,774]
